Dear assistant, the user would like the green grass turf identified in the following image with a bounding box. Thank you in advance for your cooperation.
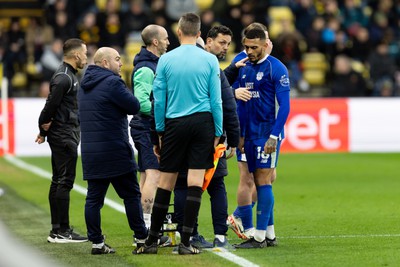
[0,153,400,267]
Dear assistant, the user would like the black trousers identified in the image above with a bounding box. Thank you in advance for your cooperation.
[48,140,78,231]
[85,171,147,244]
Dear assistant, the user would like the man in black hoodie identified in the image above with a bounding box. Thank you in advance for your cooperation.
[35,38,88,244]
[129,25,170,231]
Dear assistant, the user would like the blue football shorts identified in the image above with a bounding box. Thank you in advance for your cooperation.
[243,138,281,173]
[130,117,159,172]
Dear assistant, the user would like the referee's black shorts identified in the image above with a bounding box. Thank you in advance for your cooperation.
[159,112,215,172]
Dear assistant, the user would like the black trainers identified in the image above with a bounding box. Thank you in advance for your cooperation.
[132,242,158,254]
[47,229,88,243]
[178,243,201,255]
[91,243,116,255]
[190,234,213,248]
[266,237,278,247]
[56,228,88,243]
[47,230,58,243]
[234,237,267,249]
[134,236,171,248]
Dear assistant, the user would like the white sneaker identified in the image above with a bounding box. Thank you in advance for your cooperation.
[227,214,255,240]
[227,215,245,239]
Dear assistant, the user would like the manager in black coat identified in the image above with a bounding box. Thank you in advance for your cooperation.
[78,47,147,255]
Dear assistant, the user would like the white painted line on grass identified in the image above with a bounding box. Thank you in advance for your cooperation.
[207,250,260,267]
[4,155,258,267]
[279,234,400,239]
[4,155,125,213]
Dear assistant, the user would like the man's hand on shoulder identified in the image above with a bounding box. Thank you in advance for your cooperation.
[235,57,248,68]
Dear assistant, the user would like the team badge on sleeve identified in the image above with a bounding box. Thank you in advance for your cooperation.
[280,75,290,87]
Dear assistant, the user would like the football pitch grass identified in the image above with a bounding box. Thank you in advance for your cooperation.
[0,153,399,267]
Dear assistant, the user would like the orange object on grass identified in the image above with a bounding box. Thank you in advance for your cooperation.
[202,144,226,191]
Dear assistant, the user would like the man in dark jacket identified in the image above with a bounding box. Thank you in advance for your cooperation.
[129,24,169,230]
[35,38,88,244]
[174,26,240,250]
[78,47,147,255]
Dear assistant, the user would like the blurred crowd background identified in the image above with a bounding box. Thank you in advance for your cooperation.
[1,0,400,98]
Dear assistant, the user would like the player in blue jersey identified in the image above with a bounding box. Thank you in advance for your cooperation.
[232,27,290,249]
[133,13,223,255]
[225,23,279,245]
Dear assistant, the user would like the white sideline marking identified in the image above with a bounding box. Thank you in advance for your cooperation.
[208,250,260,267]
[4,155,125,213]
[4,155,258,267]
[279,234,400,239]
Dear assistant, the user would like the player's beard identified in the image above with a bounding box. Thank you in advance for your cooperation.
[77,58,86,70]
[249,51,263,63]
[248,55,257,63]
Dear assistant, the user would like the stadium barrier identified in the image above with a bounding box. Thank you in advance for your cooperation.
[1,98,400,156]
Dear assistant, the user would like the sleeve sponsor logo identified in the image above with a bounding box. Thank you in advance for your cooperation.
[280,75,290,87]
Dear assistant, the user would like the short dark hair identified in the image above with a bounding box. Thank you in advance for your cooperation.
[243,22,267,36]
[63,38,85,56]
[244,28,266,41]
[207,25,233,39]
[178,12,201,37]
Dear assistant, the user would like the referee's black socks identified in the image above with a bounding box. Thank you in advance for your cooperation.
[181,186,203,247]
[146,188,171,245]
